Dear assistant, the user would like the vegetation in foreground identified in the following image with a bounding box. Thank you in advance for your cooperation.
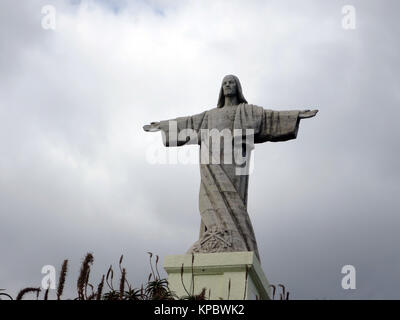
[0,252,289,300]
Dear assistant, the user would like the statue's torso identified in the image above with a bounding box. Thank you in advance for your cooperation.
[206,105,238,131]
[201,105,250,206]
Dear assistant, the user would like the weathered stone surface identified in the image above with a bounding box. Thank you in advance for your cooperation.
[164,251,271,300]
[144,75,318,260]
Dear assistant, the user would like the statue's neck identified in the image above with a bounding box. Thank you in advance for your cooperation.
[224,95,239,107]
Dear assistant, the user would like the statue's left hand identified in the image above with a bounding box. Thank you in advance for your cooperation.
[299,109,318,119]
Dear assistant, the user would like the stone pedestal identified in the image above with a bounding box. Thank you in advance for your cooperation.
[164,251,271,300]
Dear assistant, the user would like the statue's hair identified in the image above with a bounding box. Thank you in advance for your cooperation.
[217,75,248,108]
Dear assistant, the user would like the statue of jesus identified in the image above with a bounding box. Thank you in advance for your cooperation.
[143,75,318,260]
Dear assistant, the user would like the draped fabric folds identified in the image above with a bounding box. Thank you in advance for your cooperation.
[159,104,300,261]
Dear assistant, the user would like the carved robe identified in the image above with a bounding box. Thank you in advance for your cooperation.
[159,103,300,260]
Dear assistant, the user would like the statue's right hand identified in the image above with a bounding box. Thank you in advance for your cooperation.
[143,122,161,132]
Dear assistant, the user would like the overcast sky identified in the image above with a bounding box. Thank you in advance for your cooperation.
[1,0,399,299]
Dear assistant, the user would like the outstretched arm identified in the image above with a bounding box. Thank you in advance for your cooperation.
[299,109,318,119]
[254,106,318,143]
[143,121,190,146]
[143,111,207,147]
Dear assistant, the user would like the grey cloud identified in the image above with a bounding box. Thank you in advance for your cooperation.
[1,0,399,299]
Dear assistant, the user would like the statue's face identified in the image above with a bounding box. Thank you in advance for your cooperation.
[222,75,238,97]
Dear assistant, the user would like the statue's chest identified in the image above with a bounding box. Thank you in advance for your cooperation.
[207,107,237,131]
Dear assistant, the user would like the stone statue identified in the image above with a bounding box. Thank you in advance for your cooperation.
[143,75,318,260]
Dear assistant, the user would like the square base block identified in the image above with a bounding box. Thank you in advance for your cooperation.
[164,251,271,300]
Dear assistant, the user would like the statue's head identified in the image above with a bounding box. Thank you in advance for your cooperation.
[217,74,248,108]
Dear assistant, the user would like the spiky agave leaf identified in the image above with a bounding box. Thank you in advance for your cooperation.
[124,288,143,301]
[44,287,49,300]
[106,265,114,291]
[0,289,13,300]
[145,278,172,300]
[103,290,120,300]
[16,287,41,300]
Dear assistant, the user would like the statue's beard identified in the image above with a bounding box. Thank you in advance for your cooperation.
[224,92,237,97]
